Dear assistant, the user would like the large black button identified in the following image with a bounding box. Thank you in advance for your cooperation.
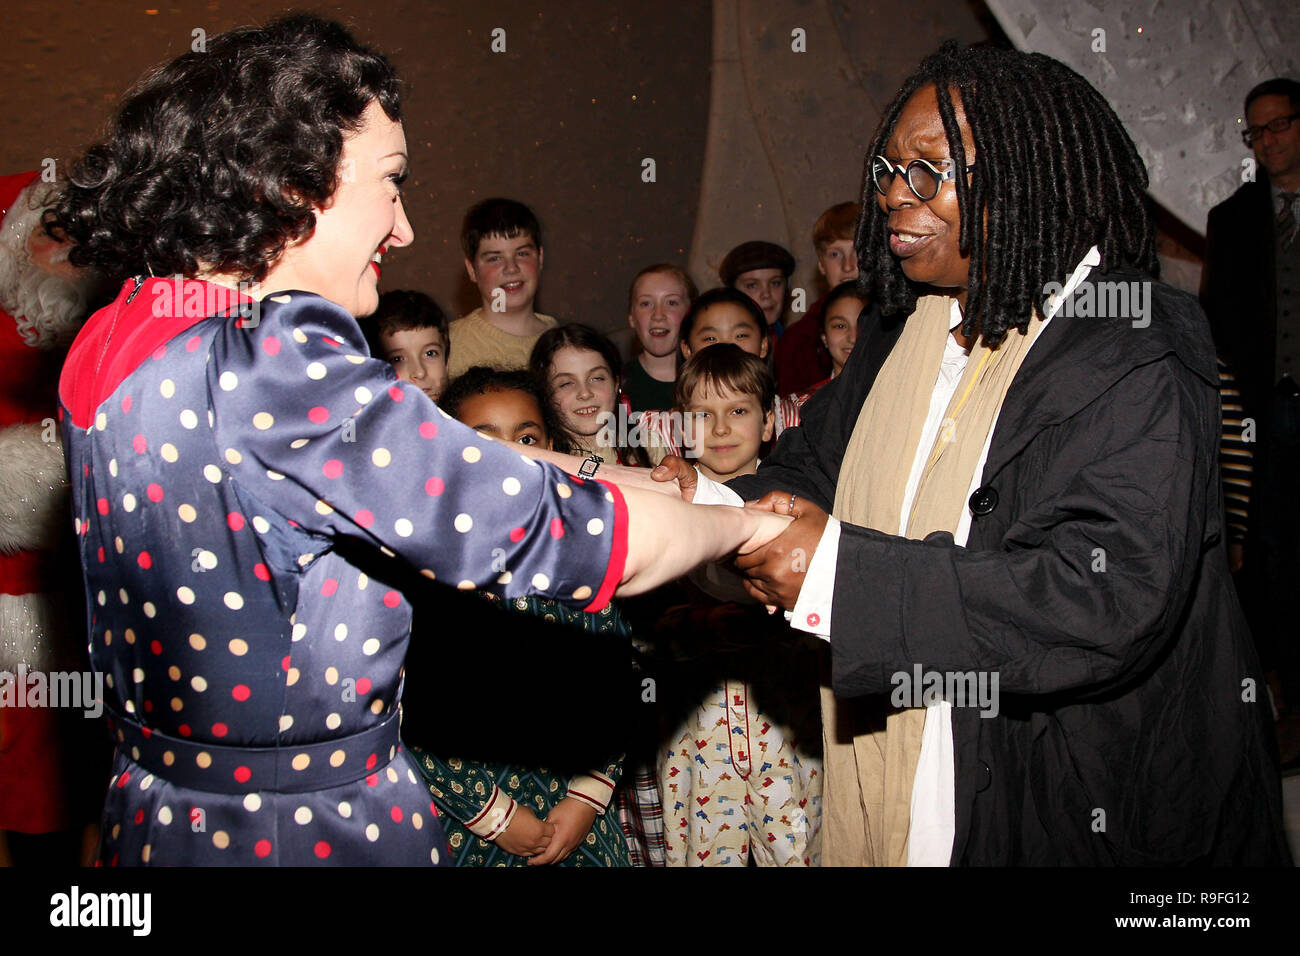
[976,760,992,793]
[968,485,998,516]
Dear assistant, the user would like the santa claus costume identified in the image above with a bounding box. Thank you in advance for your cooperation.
[0,170,106,859]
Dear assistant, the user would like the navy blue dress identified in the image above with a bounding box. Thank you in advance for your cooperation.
[58,278,628,865]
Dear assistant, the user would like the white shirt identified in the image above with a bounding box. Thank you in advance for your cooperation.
[692,246,1103,864]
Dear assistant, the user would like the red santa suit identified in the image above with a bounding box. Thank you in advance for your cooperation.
[0,171,101,834]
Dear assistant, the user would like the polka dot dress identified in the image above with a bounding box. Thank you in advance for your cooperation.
[59,279,628,865]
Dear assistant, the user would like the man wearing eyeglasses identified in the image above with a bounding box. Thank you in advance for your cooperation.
[1202,77,1300,751]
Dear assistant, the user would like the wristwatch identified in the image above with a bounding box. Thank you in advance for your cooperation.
[578,453,603,479]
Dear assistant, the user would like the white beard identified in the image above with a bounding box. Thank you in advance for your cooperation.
[0,182,94,350]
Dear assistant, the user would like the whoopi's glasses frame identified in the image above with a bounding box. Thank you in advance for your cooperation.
[872,155,975,201]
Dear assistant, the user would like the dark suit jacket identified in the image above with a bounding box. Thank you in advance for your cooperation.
[1202,174,1278,435]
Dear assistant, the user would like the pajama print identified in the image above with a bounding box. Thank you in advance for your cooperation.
[58,278,627,865]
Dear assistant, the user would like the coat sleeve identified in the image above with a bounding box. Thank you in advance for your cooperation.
[414,750,519,841]
[829,354,1215,700]
[209,293,627,611]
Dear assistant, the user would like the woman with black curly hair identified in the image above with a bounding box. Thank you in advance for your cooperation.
[47,14,786,867]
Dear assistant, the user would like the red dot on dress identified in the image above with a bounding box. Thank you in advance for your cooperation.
[356,677,372,695]
[509,527,526,543]
[185,335,202,352]
[308,406,329,424]
[322,459,344,479]
[388,385,404,402]
[383,590,400,608]
[232,685,251,702]
[151,344,166,361]
[146,483,164,502]
[150,640,162,655]
[137,551,153,569]
[227,513,245,531]
[550,518,564,539]
[178,724,191,737]
[322,578,339,597]
[97,498,110,515]
[355,510,374,529]
[391,806,403,823]
[254,839,272,857]
[254,563,271,581]
[121,395,133,414]
[234,766,252,784]
[262,337,281,356]
[424,476,444,496]
[133,434,147,454]
[419,421,437,439]
[212,722,228,737]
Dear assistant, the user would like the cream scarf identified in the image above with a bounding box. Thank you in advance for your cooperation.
[821,293,1044,866]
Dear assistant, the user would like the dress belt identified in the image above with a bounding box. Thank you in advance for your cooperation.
[104,705,404,795]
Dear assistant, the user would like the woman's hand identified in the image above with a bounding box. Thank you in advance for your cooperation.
[650,454,699,502]
[527,798,598,866]
[733,491,829,611]
[495,805,555,858]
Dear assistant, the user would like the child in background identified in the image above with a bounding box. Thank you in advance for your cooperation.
[641,289,802,461]
[718,240,795,347]
[366,289,451,403]
[776,202,860,394]
[623,264,696,413]
[406,366,632,867]
[656,344,823,866]
[447,198,556,378]
[803,278,863,402]
[530,324,650,466]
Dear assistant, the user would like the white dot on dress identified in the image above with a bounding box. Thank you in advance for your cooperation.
[587,518,605,535]
[362,638,380,656]
[354,386,373,404]
[394,518,413,537]
[179,409,198,429]
[532,573,550,590]
[244,793,262,812]
[306,362,327,380]
[219,371,238,391]
[454,513,473,533]
[224,591,244,610]
[372,448,392,468]
[294,806,312,825]
[177,586,195,605]
[502,477,521,496]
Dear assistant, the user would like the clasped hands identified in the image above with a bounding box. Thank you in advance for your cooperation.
[651,455,828,611]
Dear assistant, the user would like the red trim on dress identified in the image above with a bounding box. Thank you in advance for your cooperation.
[60,278,254,429]
[585,478,628,613]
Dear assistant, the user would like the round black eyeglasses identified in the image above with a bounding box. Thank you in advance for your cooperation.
[872,155,975,201]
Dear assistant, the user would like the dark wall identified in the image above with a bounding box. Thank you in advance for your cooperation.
[0,0,712,330]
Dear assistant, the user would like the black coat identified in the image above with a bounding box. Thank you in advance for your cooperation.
[729,270,1291,865]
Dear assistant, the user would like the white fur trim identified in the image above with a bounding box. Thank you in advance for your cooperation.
[0,591,79,672]
[0,422,69,554]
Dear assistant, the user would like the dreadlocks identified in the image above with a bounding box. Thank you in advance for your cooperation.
[855,41,1157,348]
